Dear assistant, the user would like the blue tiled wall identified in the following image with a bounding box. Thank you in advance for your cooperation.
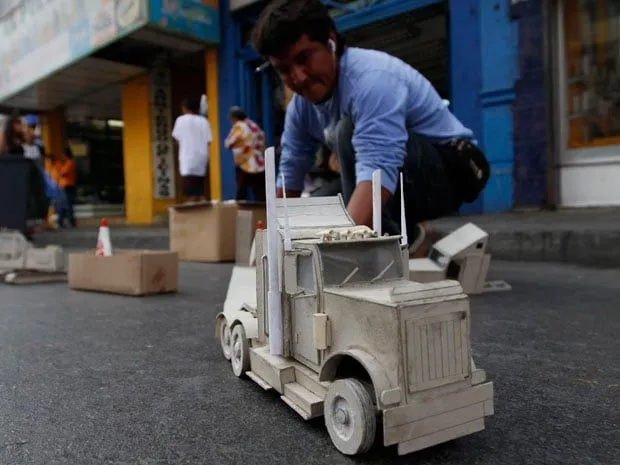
[512,0,548,207]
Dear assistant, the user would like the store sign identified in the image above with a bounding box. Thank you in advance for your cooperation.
[150,67,176,200]
[0,0,147,102]
[149,0,220,43]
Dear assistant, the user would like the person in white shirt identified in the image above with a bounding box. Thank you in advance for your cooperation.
[23,122,44,167]
[172,97,213,202]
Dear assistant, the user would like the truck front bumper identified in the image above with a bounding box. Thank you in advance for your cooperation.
[382,381,494,456]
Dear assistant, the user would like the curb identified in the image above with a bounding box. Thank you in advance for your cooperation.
[33,228,620,268]
[32,230,169,252]
[432,228,620,268]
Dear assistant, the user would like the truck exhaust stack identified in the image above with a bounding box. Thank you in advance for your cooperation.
[264,146,283,355]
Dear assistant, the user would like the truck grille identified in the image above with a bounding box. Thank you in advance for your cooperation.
[405,310,470,393]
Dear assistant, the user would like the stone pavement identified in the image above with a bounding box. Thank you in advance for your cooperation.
[31,207,620,267]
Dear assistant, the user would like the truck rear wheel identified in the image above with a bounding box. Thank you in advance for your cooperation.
[230,324,250,377]
[324,378,377,456]
[219,321,232,360]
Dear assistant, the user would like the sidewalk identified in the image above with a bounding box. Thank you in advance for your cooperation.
[32,207,620,267]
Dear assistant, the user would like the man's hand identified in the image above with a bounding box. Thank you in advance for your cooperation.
[276,188,302,198]
[347,181,391,228]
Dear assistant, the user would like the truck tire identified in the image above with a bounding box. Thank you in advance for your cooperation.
[230,324,250,377]
[219,321,232,360]
[324,378,377,455]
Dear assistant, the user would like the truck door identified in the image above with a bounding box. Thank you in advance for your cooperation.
[290,253,320,366]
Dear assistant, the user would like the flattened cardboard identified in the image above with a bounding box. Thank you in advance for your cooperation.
[169,200,265,262]
[25,246,64,272]
[68,250,178,296]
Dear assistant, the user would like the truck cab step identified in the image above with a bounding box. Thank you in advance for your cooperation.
[246,371,273,391]
[282,382,324,420]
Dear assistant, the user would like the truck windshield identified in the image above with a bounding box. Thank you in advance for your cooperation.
[318,240,404,286]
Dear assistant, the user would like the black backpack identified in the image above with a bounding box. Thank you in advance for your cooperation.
[447,140,490,203]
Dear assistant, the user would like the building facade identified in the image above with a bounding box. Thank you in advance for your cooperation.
[3,0,616,225]
[549,0,620,207]
[0,0,222,225]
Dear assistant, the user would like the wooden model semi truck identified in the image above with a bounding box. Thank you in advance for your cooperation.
[215,148,494,457]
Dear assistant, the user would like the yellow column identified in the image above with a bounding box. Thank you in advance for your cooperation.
[121,74,155,225]
[206,47,222,201]
[40,107,66,162]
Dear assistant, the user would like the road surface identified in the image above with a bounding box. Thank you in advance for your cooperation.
[0,260,617,465]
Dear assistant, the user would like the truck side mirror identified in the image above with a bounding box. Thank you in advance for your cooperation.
[284,253,298,294]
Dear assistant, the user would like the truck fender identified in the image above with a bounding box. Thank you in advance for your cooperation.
[216,308,259,340]
[319,348,396,409]
[214,313,226,338]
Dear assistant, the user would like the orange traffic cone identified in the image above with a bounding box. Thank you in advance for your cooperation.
[95,218,113,257]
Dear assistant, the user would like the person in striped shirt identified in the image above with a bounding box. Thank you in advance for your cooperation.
[225,106,267,201]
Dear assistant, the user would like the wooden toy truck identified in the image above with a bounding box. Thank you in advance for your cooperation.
[215,149,494,457]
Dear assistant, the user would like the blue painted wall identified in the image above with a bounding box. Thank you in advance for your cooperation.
[449,0,483,215]
[477,0,520,213]
[512,0,548,207]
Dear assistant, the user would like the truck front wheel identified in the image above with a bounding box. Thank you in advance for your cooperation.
[324,378,377,456]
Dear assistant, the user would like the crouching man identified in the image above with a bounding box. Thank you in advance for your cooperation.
[252,0,490,255]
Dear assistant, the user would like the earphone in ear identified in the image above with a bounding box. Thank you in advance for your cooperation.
[328,39,336,54]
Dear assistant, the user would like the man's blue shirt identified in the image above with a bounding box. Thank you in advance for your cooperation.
[277,47,474,193]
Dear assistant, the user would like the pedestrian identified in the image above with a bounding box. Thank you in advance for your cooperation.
[2,117,25,156]
[224,106,266,202]
[22,117,44,167]
[53,148,77,229]
[172,97,213,202]
[252,0,490,255]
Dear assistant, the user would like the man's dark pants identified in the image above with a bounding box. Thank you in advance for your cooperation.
[333,116,463,244]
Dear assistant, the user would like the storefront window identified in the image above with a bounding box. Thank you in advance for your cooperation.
[564,0,620,149]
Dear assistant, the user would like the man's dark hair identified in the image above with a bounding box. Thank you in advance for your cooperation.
[228,106,247,121]
[182,97,200,114]
[252,0,345,57]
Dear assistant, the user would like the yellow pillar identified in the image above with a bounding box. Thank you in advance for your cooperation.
[121,74,155,225]
[206,47,222,201]
[40,107,66,162]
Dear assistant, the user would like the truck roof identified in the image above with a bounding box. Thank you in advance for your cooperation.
[275,195,354,231]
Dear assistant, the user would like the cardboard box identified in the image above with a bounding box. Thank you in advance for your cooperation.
[68,250,178,296]
[169,200,265,262]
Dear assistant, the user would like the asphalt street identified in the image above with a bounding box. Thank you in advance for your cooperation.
[0,260,618,465]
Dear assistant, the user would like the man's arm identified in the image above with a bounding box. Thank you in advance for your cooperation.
[275,97,319,198]
[348,73,409,226]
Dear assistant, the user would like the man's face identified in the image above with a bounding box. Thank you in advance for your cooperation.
[269,34,337,104]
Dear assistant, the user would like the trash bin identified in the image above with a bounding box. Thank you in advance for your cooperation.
[0,156,47,234]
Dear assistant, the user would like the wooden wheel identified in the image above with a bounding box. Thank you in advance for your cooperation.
[324,378,376,455]
[230,324,250,377]
[219,320,232,360]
